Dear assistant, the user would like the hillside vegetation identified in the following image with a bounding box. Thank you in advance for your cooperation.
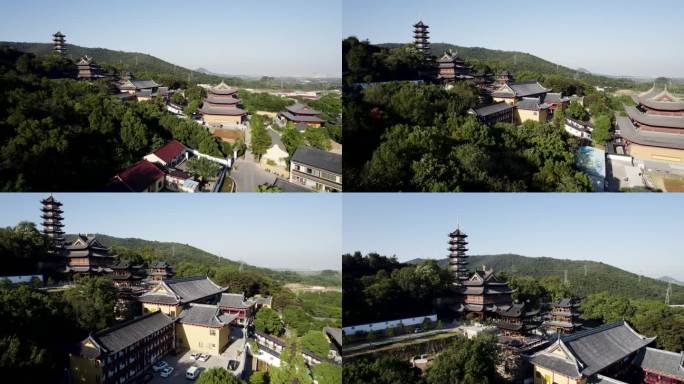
[409,253,684,305]
[2,42,340,91]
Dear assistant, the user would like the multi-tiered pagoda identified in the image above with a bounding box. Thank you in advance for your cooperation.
[436,50,474,84]
[199,81,247,126]
[413,21,430,55]
[494,70,514,88]
[495,302,541,338]
[448,228,470,284]
[64,235,114,277]
[53,31,66,55]
[41,196,66,257]
[110,260,146,288]
[543,298,582,334]
[148,261,175,281]
[76,56,103,81]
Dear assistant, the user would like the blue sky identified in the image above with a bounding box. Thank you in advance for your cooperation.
[343,194,684,281]
[0,193,342,271]
[343,0,684,78]
[0,0,341,77]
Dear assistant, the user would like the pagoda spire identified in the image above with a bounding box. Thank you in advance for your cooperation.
[41,195,66,257]
[448,226,469,285]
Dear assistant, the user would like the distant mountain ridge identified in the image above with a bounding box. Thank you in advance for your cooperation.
[66,233,341,287]
[407,253,684,304]
[660,276,684,286]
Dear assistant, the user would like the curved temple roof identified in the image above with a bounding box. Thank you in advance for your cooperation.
[634,85,684,111]
[626,106,684,129]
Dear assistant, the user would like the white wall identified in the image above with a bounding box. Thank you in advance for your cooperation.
[342,315,437,335]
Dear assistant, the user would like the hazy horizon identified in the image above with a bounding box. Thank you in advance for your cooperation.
[343,0,684,79]
[0,194,342,271]
[343,194,684,282]
[0,0,342,78]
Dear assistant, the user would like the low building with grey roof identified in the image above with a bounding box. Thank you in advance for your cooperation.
[70,311,175,384]
[138,275,226,317]
[176,303,238,355]
[468,102,514,125]
[289,146,342,192]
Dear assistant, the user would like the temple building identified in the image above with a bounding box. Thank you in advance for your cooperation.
[468,102,515,126]
[64,235,115,277]
[199,81,247,126]
[109,260,145,289]
[633,347,684,384]
[495,70,514,88]
[217,293,256,327]
[495,302,541,338]
[41,196,66,257]
[69,311,175,384]
[118,78,168,102]
[289,146,342,192]
[278,103,325,128]
[492,81,552,105]
[449,228,515,317]
[138,275,226,317]
[53,31,66,55]
[516,97,552,124]
[436,50,474,83]
[176,303,238,355]
[616,85,684,163]
[148,261,175,281]
[544,298,582,334]
[76,56,103,81]
[413,21,431,55]
[530,320,655,384]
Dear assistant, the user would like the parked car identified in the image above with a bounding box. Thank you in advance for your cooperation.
[199,354,210,362]
[160,366,174,378]
[152,361,168,372]
[227,360,239,370]
[190,352,201,360]
[186,366,200,380]
[414,328,423,333]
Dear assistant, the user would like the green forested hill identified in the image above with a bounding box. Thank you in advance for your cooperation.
[1,41,340,90]
[66,233,342,287]
[377,42,643,90]
[408,254,684,304]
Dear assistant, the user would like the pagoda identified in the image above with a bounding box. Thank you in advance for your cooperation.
[76,56,103,81]
[543,298,582,334]
[53,31,66,55]
[494,70,514,88]
[41,195,66,257]
[148,261,175,281]
[413,21,430,55]
[109,260,146,288]
[64,235,114,277]
[436,49,474,84]
[448,227,470,285]
[495,302,541,338]
[199,81,247,126]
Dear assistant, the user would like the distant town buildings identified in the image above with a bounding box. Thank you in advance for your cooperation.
[289,146,342,192]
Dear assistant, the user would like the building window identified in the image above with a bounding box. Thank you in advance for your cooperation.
[210,329,216,336]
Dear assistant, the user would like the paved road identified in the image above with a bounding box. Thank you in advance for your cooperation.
[231,155,276,192]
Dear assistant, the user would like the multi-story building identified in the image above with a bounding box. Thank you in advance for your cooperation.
[218,293,255,326]
[64,235,115,277]
[69,311,175,384]
[278,103,325,128]
[543,298,582,334]
[138,275,226,317]
[176,303,237,355]
[289,146,342,192]
[468,102,515,126]
[199,81,247,126]
[147,261,174,281]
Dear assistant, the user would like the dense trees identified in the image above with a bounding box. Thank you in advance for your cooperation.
[343,252,451,325]
[312,362,342,384]
[249,115,271,160]
[343,78,590,191]
[299,330,330,357]
[195,367,241,384]
[268,342,312,384]
[63,276,118,331]
[343,357,424,384]
[186,157,221,183]
[0,46,230,191]
[239,91,293,113]
[425,333,501,384]
[254,307,283,335]
[592,114,612,144]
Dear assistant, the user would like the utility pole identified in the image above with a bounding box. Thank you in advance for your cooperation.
[563,269,568,285]
[665,282,672,305]
[584,264,587,277]
[172,245,175,258]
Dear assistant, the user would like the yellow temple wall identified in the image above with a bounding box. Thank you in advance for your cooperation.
[629,144,684,163]
[143,302,181,317]
[175,323,230,355]
[494,97,515,105]
[203,114,244,125]
[533,365,582,384]
[69,340,102,384]
[517,109,548,124]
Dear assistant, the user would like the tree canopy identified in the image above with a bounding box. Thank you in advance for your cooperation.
[254,307,283,335]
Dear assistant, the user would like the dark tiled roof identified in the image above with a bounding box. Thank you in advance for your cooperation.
[616,116,684,150]
[324,327,342,346]
[205,95,240,104]
[493,81,550,98]
[109,160,165,192]
[138,294,179,305]
[209,82,238,95]
[587,375,629,384]
[165,275,225,304]
[529,351,582,378]
[633,347,684,379]
[280,111,325,123]
[516,97,551,111]
[87,311,173,354]
[285,103,322,116]
[626,106,684,129]
[218,293,253,309]
[200,106,247,116]
[131,80,160,89]
[470,102,514,117]
[291,146,342,174]
[562,320,655,376]
[543,92,568,104]
[179,303,236,328]
[152,140,186,164]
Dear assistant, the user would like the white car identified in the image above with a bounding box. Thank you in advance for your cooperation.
[152,361,168,372]
[199,354,210,362]
[160,366,174,378]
